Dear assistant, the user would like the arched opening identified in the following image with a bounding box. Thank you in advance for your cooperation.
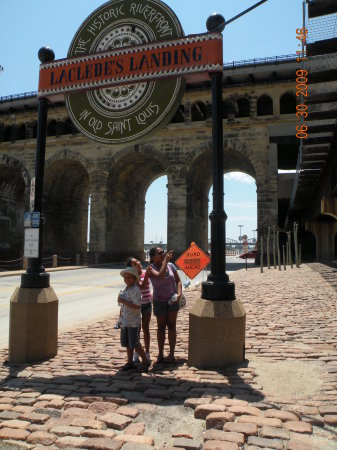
[257,95,273,116]
[171,105,185,124]
[44,160,89,258]
[208,172,257,253]
[33,122,38,138]
[191,101,206,122]
[222,100,236,119]
[299,230,316,261]
[187,147,257,254]
[237,98,250,117]
[4,126,12,142]
[144,176,168,259]
[0,164,27,258]
[18,124,26,140]
[280,93,296,114]
[106,152,165,261]
[64,118,78,135]
[47,120,57,137]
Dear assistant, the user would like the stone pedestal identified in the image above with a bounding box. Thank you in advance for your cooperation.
[9,287,58,363]
[188,296,246,368]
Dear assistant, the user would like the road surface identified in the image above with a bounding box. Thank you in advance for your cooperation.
[0,256,254,350]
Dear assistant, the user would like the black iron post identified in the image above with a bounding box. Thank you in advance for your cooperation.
[21,47,55,289]
[201,14,235,301]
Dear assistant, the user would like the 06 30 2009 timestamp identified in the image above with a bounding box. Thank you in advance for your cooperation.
[296,27,309,140]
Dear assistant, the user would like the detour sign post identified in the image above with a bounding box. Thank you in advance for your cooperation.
[175,242,210,280]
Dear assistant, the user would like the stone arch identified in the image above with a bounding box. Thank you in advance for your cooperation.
[186,144,257,251]
[257,95,273,116]
[45,149,92,173]
[280,93,296,114]
[106,149,167,260]
[0,156,30,258]
[44,156,90,257]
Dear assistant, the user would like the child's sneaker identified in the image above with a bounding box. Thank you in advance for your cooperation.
[133,352,139,363]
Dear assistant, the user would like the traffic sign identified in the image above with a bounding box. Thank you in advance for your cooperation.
[24,212,40,228]
[175,242,210,280]
[24,212,31,228]
[30,212,40,228]
[24,228,39,258]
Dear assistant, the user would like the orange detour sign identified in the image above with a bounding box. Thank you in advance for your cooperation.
[175,242,211,280]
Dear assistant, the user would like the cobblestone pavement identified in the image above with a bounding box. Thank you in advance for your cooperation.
[0,263,336,449]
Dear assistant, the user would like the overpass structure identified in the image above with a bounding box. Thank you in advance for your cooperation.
[0,0,336,264]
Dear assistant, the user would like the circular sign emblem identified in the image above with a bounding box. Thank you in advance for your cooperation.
[66,0,185,145]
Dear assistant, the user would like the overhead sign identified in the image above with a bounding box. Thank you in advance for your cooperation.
[38,34,222,97]
[37,0,223,146]
[24,228,39,258]
[64,0,186,145]
[175,242,211,280]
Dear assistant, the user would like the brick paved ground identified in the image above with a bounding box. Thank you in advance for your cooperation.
[0,263,336,449]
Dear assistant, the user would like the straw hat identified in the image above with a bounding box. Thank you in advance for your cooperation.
[120,267,140,281]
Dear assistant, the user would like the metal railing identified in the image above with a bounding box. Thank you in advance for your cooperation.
[223,54,298,69]
[0,254,74,272]
[0,91,37,104]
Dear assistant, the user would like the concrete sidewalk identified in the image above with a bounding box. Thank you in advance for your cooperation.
[0,263,336,449]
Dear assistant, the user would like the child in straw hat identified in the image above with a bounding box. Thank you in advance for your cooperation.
[118,267,151,372]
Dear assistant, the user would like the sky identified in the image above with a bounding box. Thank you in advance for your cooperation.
[1,0,304,244]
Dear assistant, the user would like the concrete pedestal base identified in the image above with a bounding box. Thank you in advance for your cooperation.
[188,296,246,368]
[9,287,58,363]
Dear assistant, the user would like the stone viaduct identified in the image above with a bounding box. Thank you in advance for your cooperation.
[0,53,336,263]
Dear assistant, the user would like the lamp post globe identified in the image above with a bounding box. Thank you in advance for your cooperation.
[38,47,55,64]
[206,13,226,33]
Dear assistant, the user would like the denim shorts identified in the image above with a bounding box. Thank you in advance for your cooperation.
[141,302,152,315]
[120,327,140,348]
[153,300,179,317]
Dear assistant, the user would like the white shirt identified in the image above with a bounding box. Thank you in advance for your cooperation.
[120,284,142,327]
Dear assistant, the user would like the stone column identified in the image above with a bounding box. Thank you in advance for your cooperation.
[89,170,108,258]
[167,165,188,258]
[250,96,257,118]
[306,221,337,261]
[256,143,279,260]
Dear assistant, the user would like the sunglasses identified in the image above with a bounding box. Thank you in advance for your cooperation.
[156,250,165,255]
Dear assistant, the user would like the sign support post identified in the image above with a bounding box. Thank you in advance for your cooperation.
[201,69,235,300]
[188,14,246,368]
[8,48,59,363]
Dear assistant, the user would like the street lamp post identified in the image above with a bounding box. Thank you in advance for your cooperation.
[21,47,55,289]
[188,1,268,368]
[8,47,59,363]
[201,18,235,300]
